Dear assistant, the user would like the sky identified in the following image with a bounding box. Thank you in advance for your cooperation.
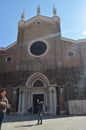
[0,0,86,47]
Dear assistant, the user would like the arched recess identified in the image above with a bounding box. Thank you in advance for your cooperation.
[26,72,49,87]
[33,79,44,87]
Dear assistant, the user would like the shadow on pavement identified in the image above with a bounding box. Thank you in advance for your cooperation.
[15,124,37,128]
[4,114,75,123]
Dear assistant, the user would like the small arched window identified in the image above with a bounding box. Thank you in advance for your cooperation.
[33,80,43,87]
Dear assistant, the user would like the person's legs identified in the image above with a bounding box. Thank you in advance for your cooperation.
[0,113,5,130]
[37,113,40,124]
[37,112,43,125]
[40,112,42,124]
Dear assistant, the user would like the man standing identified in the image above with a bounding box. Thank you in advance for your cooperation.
[37,99,43,125]
[0,88,9,130]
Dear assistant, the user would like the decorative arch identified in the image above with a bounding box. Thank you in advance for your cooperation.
[33,79,43,87]
[26,72,49,87]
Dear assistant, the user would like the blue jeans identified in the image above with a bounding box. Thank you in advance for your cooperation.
[38,112,42,124]
[0,113,5,130]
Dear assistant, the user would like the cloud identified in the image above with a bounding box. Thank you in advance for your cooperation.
[83,30,86,35]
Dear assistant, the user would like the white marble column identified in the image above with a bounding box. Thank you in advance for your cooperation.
[49,87,52,113]
[53,87,57,113]
[28,87,31,109]
[18,89,26,113]
[18,90,23,113]
[49,87,57,114]
[45,91,47,107]
[21,91,25,113]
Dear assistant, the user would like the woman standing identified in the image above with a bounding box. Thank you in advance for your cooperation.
[37,99,43,125]
[0,88,9,130]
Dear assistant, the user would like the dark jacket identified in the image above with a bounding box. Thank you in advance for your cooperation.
[37,102,43,113]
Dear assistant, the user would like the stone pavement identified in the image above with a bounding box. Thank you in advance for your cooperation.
[2,114,86,130]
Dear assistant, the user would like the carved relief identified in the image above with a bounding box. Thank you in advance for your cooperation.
[50,78,57,85]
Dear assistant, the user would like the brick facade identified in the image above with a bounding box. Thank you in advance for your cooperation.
[0,7,86,114]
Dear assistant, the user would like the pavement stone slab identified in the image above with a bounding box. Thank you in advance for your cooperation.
[2,114,86,130]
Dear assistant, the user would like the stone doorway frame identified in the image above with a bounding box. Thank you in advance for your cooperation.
[26,72,49,113]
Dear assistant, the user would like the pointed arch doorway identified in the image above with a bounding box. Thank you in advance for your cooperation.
[32,79,44,113]
[18,72,57,114]
[27,72,49,114]
[18,73,49,113]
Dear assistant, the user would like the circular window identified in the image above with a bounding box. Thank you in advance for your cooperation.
[6,56,12,62]
[36,21,41,25]
[68,51,74,57]
[30,41,47,56]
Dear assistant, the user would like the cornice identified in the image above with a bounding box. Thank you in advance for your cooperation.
[3,42,16,51]
[60,37,78,44]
